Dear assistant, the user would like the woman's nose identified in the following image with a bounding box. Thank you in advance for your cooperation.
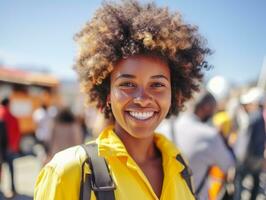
[133,89,153,107]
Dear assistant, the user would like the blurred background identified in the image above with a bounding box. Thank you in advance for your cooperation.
[0,0,266,199]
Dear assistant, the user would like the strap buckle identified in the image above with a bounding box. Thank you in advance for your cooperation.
[90,175,116,192]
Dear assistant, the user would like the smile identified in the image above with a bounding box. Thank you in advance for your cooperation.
[128,111,155,120]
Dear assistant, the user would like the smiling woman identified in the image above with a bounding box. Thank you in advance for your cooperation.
[110,55,171,141]
[34,1,211,200]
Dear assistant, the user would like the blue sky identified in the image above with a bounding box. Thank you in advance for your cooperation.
[0,0,266,85]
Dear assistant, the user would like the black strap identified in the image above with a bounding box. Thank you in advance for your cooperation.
[79,161,91,200]
[80,143,195,200]
[80,143,116,200]
[176,154,196,198]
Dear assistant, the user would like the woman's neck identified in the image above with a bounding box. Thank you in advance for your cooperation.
[114,124,160,164]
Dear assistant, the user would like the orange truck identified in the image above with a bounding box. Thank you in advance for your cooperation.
[0,66,60,136]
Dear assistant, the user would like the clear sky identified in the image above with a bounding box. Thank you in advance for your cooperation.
[1,0,266,85]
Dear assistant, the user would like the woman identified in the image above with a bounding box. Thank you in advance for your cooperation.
[34,1,211,199]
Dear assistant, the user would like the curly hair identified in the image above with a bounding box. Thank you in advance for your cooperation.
[74,0,211,118]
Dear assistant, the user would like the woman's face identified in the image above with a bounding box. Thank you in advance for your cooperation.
[110,55,171,139]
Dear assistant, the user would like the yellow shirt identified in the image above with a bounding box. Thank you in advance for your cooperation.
[34,126,195,200]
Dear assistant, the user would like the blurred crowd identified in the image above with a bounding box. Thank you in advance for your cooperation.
[157,84,266,200]
[0,79,266,200]
[0,95,111,199]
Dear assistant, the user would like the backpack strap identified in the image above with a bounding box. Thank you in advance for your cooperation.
[80,143,116,200]
[80,143,194,199]
[176,154,196,198]
[80,160,91,200]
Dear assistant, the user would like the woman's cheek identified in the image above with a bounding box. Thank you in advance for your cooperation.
[112,89,131,102]
[155,91,171,105]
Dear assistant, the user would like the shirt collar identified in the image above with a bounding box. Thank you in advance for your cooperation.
[154,132,184,173]
[97,126,184,172]
[97,126,128,157]
[153,132,180,158]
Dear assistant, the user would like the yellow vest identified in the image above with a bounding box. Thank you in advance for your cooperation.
[34,126,195,200]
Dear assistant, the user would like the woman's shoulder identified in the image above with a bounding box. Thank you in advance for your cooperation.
[46,144,90,176]
[35,145,93,199]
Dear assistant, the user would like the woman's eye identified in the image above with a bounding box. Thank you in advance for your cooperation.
[151,82,165,88]
[119,82,136,88]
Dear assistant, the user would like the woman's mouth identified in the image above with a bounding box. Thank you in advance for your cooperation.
[128,111,155,120]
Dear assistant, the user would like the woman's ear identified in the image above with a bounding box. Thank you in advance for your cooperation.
[105,94,112,114]
[106,94,111,105]
[106,94,111,104]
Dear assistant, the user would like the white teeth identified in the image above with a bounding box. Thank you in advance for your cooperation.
[129,111,154,120]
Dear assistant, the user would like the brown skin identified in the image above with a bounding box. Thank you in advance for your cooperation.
[109,55,171,198]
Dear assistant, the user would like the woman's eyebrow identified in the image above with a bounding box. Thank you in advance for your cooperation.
[115,74,135,81]
[115,74,169,81]
[151,74,169,81]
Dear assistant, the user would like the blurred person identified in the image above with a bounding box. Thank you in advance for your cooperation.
[48,108,83,158]
[233,87,266,200]
[208,111,236,200]
[259,94,266,125]
[0,97,21,196]
[85,106,114,139]
[173,92,235,200]
[77,115,90,141]
[34,1,212,199]
[33,104,53,155]
[0,120,7,197]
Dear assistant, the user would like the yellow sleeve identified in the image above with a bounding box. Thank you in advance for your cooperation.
[34,145,97,200]
[34,166,65,200]
[34,160,96,200]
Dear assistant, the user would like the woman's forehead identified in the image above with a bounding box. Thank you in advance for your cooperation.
[111,55,170,79]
